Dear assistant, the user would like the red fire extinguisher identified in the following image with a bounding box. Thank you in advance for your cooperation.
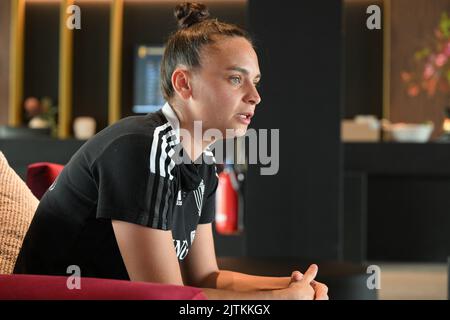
[215,164,244,235]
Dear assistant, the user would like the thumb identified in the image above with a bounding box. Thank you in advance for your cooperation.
[302,264,318,284]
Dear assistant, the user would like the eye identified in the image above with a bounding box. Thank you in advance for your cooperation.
[230,76,242,85]
[254,81,261,88]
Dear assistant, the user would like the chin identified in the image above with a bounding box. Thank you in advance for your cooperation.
[216,126,247,139]
[224,127,247,138]
[217,120,249,138]
[234,127,248,137]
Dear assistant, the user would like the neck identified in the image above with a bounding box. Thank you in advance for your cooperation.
[170,101,212,162]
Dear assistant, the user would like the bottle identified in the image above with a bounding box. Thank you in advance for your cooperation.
[215,163,244,235]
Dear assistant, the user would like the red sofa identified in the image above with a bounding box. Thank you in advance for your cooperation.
[0,162,207,300]
[0,274,206,300]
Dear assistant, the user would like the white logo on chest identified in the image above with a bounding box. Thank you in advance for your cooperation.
[176,190,182,206]
[173,239,189,260]
[193,180,205,216]
[190,230,196,245]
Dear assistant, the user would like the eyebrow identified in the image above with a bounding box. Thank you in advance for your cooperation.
[226,66,261,80]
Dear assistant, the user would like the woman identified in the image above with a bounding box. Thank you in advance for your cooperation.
[14,2,328,300]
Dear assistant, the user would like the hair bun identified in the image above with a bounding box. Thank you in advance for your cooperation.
[174,2,210,29]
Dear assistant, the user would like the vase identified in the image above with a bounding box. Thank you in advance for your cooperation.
[73,117,96,140]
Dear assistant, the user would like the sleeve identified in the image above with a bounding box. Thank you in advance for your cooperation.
[198,164,219,224]
[92,134,176,230]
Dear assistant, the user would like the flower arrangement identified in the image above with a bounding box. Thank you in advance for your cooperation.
[401,12,450,98]
[24,96,58,137]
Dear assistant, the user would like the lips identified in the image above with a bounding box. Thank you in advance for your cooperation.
[237,112,254,120]
[235,111,254,125]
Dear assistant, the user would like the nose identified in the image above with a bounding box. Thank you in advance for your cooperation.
[244,82,262,106]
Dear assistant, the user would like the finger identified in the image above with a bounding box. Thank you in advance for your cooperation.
[311,282,328,292]
[291,271,303,281]
[289,271,303,286]
[307,286,316,300]
[315,288,329,301]
[316,293,329,300]
[301,264,318,284]
[310,280,325,289]
[313,283,329,300]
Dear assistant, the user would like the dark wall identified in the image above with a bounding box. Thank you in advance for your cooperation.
[24,2,60,118]
[73,2,110,132]
[245,0,343,260]
[342,0,383,119]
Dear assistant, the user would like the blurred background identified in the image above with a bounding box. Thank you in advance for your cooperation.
[0,0,449,299]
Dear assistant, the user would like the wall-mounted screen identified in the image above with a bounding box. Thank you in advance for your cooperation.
[133,46,165,114]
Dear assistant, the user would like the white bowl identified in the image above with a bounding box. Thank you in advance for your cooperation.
[390,123,434,143]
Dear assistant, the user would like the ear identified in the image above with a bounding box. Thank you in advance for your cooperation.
[171,67,192,100]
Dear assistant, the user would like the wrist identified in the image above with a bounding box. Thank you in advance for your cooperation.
[271,288,287,300]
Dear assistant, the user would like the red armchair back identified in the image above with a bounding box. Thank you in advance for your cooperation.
[0,274,206,300]
[26,162,64,200]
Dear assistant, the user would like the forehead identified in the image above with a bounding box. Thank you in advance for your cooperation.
[200,37,260,74]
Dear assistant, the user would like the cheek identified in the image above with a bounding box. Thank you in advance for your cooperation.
[202,89,236,116]
[195,81,241,124]
[210,95,239,122]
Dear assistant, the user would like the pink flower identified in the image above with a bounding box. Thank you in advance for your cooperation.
[24,97,42,117]
[423,63,435,80]
[444,41,450,56]
[435,53,448,67]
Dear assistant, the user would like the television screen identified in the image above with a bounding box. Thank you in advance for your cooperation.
[133,46,166,114]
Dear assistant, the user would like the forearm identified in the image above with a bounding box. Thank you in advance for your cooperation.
[204,270,291,292]
[201,287,278,300]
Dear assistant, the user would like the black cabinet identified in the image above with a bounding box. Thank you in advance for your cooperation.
[344,143,450,262]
